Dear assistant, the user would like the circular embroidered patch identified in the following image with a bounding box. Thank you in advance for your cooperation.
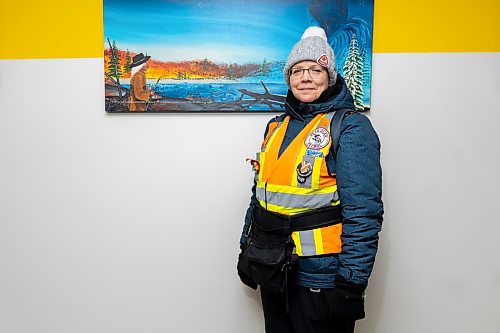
[304,127,330,150]
[317,54,329,67]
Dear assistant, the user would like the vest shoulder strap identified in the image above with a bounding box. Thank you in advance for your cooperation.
[331,109,355,159]
[264,114,287,135]
[274,113,287,123]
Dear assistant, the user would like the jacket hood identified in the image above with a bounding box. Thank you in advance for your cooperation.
[284,74,354,120]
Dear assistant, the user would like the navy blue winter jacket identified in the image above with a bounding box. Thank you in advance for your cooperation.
[241,75,383,288]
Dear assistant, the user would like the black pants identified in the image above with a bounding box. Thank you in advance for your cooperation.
[260,287,356,333]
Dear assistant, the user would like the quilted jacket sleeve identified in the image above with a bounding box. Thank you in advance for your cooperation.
[335,112,384,286]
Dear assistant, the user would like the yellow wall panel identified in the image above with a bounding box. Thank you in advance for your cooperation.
[1,0,499,59]
[1,1,103,59]
[373,0,500,52]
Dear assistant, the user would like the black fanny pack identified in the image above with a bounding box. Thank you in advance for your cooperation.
[237,204,342,294]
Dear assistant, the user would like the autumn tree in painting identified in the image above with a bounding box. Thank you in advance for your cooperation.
[124,49,132,74]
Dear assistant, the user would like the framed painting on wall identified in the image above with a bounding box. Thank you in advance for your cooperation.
[104,0,374,113]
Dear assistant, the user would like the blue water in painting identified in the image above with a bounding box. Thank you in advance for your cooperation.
[123,82,288,111]
[158,82,287,101]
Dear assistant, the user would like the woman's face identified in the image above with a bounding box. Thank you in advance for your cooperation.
[289,60,329,103]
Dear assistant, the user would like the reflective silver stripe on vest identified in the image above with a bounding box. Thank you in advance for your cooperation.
[254,152,260,182]
[256,187,337,209]
[297,230,316,256]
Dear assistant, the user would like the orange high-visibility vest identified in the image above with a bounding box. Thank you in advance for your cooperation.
[254,113,342,257]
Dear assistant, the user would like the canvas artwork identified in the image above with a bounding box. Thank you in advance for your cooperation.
[104,0,374,113]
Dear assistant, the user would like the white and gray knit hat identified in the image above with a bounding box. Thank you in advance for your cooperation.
[284,26,337,88]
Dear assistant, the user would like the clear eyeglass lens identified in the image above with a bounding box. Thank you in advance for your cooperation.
[290,67,324,78]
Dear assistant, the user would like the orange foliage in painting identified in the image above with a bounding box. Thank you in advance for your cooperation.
[104,48,260,80]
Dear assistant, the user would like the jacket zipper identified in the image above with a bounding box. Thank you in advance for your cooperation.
[265,181,268,210]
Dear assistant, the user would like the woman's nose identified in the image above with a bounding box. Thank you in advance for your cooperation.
[301,70,313,81]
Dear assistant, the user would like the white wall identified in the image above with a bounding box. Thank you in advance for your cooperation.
[0,53,499,332]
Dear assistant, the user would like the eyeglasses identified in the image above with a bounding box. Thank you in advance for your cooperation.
[289,66,326,79]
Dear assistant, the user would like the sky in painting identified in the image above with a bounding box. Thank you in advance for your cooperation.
[104,0,315,63]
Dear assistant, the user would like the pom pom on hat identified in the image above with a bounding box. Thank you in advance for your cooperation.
[284,26,337,88]
[301,26,328,41]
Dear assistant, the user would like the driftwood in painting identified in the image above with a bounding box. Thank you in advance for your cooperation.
[238,81,286,111]
[105,78,285,113]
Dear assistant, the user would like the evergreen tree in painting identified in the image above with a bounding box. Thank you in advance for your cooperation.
[107,40,123,80]
[343,34,364,111]
[124,49,132,74]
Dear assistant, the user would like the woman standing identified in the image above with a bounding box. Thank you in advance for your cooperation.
[238,27,383,333]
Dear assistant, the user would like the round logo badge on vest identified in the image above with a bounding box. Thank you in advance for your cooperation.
[317,54,329,67]
[297,161,313,183]
[305,127,330,150]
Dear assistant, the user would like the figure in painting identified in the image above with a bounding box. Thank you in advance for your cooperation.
[129,53,155,112]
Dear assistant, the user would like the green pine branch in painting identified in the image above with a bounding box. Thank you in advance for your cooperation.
[124,49,132,74]
[107,40,123,80]
[343,34,364,111]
